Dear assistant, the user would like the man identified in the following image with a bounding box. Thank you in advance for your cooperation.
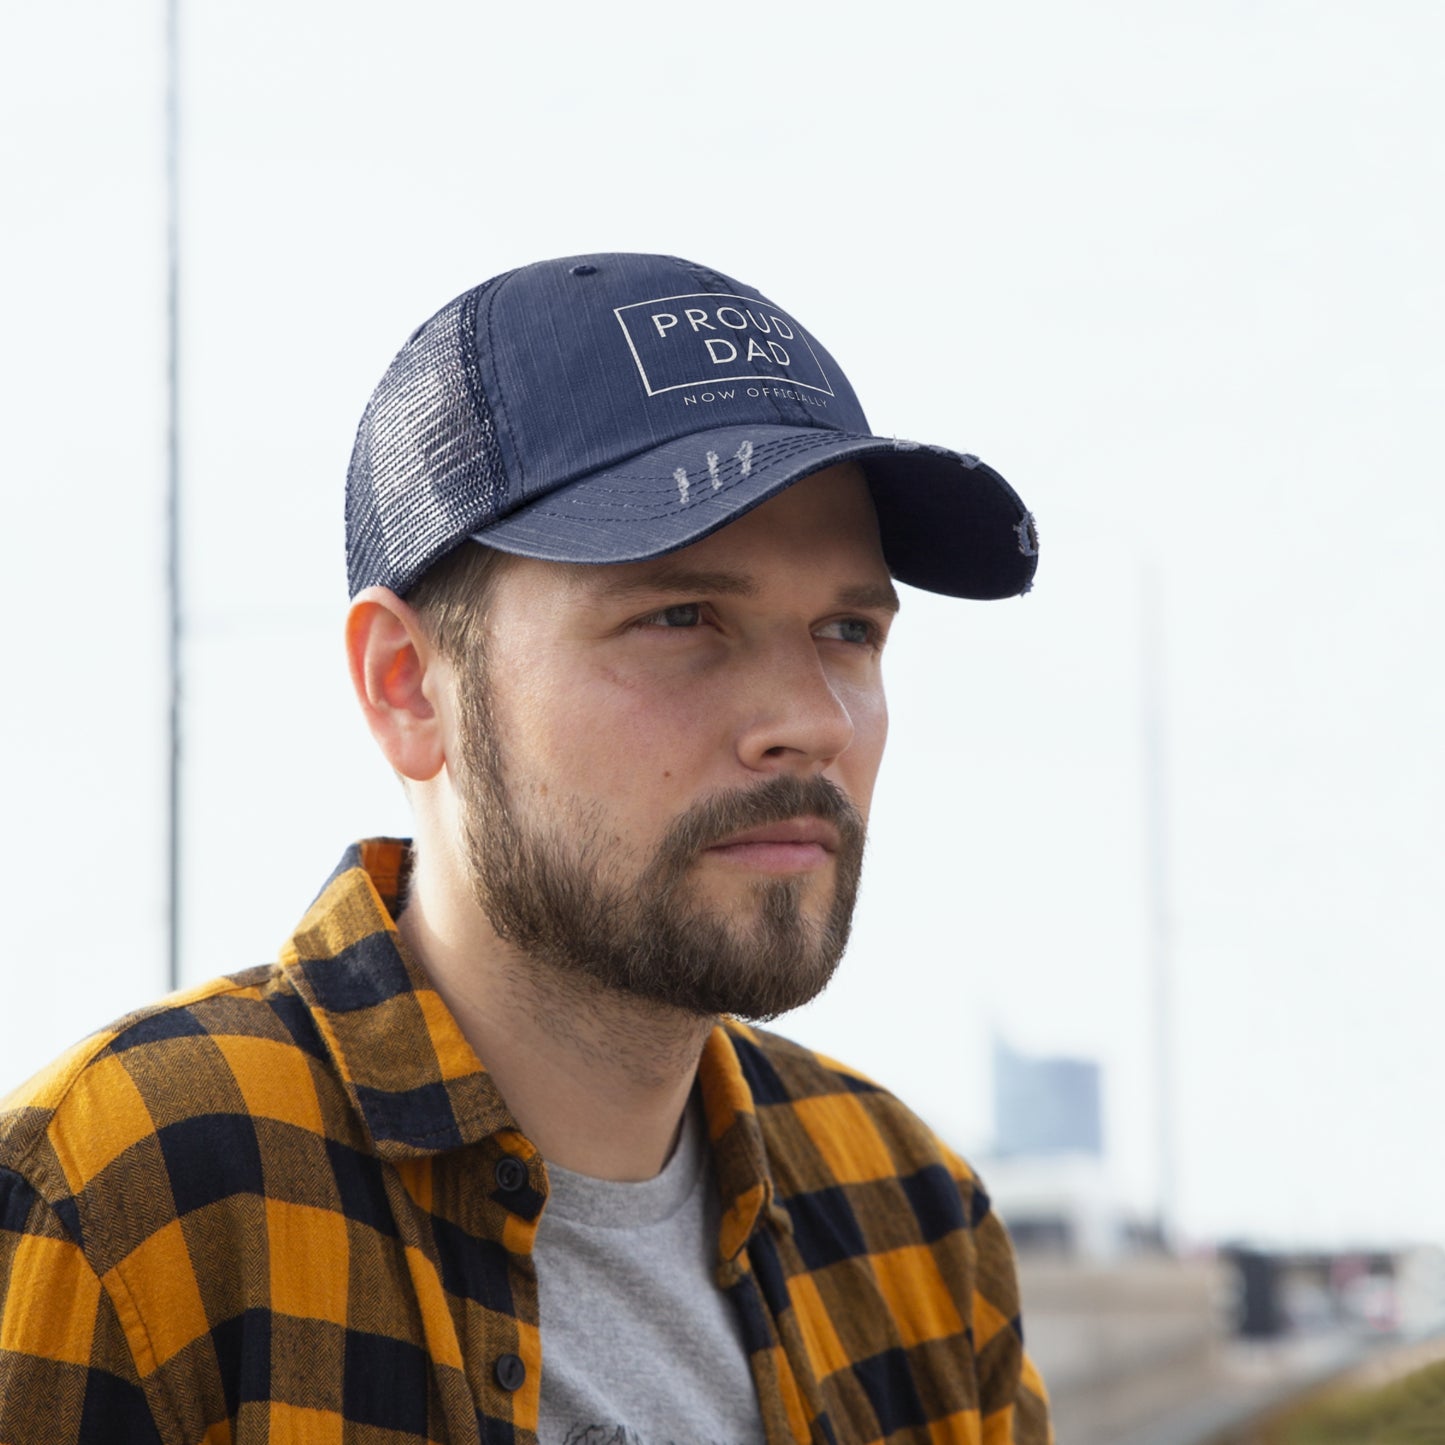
[0,253,1050,1443]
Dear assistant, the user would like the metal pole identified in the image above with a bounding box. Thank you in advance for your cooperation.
[1141,565,1177,1252]
[164,0,182,993]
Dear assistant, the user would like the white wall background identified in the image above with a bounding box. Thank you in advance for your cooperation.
[3,0,1441,1250]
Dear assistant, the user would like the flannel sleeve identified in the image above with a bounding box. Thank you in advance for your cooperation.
[0,1166,163,1445]
[954,1152,1053,1445]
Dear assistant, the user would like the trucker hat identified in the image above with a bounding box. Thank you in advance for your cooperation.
[346,252,1037,600]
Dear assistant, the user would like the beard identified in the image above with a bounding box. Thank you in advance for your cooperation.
[453,661,867,1022]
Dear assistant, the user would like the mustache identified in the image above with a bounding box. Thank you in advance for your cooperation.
[652,774,866,874]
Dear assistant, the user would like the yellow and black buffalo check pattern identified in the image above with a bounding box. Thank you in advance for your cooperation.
[0,841,1050,1444]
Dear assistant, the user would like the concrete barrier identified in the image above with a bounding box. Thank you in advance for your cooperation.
[1018,1257,1228,1445]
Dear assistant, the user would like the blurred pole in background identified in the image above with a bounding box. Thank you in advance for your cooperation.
[164,0,182,994]
[1141,565,1177,1252]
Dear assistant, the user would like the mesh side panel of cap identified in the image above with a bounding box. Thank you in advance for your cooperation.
[345,282,508,597]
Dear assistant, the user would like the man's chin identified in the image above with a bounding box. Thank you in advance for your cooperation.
[685,860,836,915]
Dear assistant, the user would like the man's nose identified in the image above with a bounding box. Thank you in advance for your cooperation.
[732,638,856,774]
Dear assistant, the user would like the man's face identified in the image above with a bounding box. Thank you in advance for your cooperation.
[448,463,897,1020]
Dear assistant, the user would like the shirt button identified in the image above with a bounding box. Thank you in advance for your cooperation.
[495,1353,526,1392]
[494,1156,528,1193]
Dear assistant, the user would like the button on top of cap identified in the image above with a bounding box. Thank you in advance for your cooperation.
[494,1155,528,1193]
[569,263,597,276]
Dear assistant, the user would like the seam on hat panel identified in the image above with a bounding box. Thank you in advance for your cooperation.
[455,285,485,429]
[670,257,741,295]
[480,269,525,487]
[457,283,505,496]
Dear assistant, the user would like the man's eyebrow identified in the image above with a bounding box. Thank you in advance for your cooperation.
[588,567,757,601]
[836,581,901,614]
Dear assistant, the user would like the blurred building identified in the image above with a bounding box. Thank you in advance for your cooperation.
[992,1035,1104,1158]
[982,1035,1128,1258]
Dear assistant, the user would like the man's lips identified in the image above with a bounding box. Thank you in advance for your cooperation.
[703,817,839,873]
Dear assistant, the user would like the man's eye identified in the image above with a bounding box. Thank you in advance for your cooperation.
[647,603,703,628]
[817,617,876,645]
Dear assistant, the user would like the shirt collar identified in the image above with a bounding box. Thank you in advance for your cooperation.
[280,841,778,1250]
[280,839,517,1159]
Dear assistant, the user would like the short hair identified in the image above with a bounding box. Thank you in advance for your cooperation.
[405,541,513,661]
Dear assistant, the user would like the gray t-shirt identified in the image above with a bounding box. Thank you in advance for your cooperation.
[534,1098,768,1445]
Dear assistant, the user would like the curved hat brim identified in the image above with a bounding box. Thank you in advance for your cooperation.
[469,424,1037,601]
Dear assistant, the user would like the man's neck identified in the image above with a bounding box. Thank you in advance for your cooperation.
[396,856,713,1182]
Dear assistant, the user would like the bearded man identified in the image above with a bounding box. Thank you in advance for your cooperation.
[0,253,1052,1444]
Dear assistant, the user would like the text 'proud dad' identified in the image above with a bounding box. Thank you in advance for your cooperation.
[648,304,795,366]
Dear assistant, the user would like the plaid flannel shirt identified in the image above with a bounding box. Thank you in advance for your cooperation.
[0,840,1050,1444]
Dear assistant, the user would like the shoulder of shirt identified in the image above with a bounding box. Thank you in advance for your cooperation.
[0,963,303,1207]
[721,1019,988,1206]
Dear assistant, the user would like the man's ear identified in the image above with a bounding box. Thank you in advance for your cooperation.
[346,587,450,782]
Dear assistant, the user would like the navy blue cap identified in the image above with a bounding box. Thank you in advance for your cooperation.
[346,253,1037,600]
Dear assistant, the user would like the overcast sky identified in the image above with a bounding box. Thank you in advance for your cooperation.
[3,0,1442,1251]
